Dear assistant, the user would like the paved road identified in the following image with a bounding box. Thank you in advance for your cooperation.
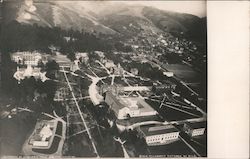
[62,67,99,157]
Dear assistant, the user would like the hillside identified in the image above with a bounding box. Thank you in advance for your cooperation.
[3,1,206,41]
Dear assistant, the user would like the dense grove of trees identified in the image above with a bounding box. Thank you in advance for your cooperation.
[1,53,18,95]
[0,21,113,54]
[127,62,166,80]
[114,42,133,52]
[1,51,59,114]
[159,53,182,64]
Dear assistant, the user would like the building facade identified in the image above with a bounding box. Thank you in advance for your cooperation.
[152,82,176,94]
[130,68,139,75]
[75,52,89,64]
[105,92,157,120]
[11,52,46,66]
[137,124,179,146]
[183,121,206,137]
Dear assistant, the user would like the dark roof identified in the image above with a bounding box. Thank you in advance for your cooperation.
[138,124,179,136]
[185,121,206,129]
[116,115,163,126]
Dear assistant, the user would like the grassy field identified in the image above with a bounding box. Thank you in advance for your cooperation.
[163,64,202,83]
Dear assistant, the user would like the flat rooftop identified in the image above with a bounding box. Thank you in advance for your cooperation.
[106,92,156,114]
[116,115,163,126]
[121,96,156,113]
[29,120,56,146]
[138,124,179,136]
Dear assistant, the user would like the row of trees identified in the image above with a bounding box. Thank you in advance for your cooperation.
[0,21,113,54]
[0,21,135,57]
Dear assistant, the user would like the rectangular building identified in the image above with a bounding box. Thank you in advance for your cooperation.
[105,91,157,120]
[152,82,176,94]
[11,52,45,66]
[137,124,179,146]
[183,121,206,137]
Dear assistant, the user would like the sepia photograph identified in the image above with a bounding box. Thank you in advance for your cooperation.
[0,0,207,158]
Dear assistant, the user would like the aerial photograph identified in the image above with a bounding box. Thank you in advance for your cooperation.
[0,0,207,158]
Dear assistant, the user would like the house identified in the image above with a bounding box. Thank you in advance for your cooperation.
[132,45,139,49]
[163,72,174,77]
[22,119,66,156]
[114,63,124,75]
[105,92,157,120]
[75,52,89,64]
[137,124,179,146]
[152,82,176,94]
[183,121,206,137]
[70,60,80,72]
[130,68,139,76]
[105,60,115,69]
[95,51,105,59]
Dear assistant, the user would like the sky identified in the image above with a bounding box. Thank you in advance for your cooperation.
[119,1,206,17]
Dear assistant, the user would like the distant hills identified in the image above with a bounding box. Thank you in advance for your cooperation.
[3,1,206,41]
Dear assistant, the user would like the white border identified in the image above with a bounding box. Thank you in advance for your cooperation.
[207,1,249,158]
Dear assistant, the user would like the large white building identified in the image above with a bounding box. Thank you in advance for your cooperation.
[137,124,179,146]
[11,52,46,66]
[75,52,89,64]
[105,92,157,120]
[22,119,66,156]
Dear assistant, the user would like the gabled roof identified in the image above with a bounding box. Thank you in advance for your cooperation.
[105,92,125,115]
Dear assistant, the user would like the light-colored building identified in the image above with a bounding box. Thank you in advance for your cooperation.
[130,68,139,75]
[22,119,66,156]
[114,63,124,75]
[13,66,48,83]
[118,86,151,93]
[11,52,45,66]
[75,52,89,64]
[70,60,80,72]
[137,124,179,146]
[105,92,157,120]
[132,45,139,49]
[184,122,206,137]
[152,82,176,94]
[163,71,174,77]
[105,60,115,69]
[95,51,105,59]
